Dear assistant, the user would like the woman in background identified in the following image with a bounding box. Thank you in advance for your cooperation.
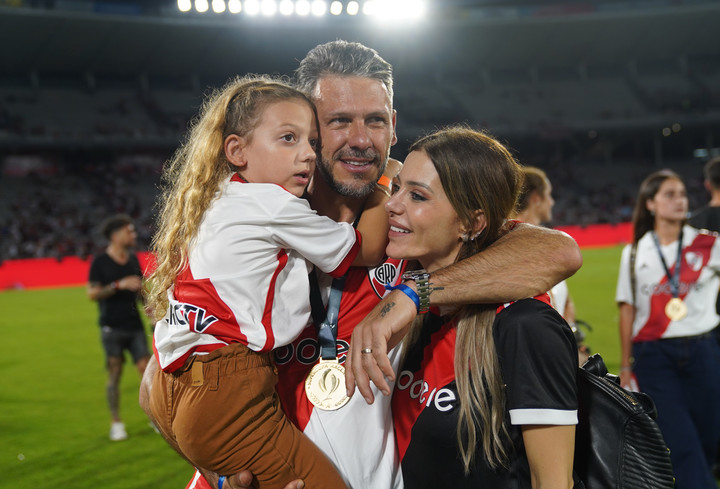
[615,169,720,489]
[514,166,576,324]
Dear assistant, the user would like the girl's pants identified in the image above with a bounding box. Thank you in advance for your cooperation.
[150,342,348,489]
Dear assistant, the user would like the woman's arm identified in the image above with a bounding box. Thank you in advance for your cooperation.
[522,425,576,489]
[618,302,636,389]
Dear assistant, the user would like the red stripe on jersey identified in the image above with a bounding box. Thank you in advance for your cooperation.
[393,318,457,462]
[174,265,248,345]
[260,249,288,351]
[496,292,552,314]
[635,232,716,342]
[185,470,211,489]
[328,229,361,278]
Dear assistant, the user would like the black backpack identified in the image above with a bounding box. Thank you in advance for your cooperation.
[573,354,675,488]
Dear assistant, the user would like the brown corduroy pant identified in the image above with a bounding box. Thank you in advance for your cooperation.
[149,342,348,489]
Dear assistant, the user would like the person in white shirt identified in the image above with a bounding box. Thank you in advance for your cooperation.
[615,169,720,489]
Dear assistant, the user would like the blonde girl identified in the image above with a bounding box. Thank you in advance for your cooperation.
[148,75,388,489]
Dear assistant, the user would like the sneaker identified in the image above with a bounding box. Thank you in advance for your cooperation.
[148,421,160,434]
[109,421,128,441]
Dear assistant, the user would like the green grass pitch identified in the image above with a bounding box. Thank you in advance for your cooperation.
[0,246,625,488]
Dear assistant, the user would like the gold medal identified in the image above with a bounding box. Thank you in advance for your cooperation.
[304,359,350,411]
[665,297,688,321]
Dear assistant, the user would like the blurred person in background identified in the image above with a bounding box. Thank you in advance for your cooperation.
[688,156,720,478]
[87,213,150,441]
[514,166,576,323]
[689,156,720,233]
[615,169,720,489]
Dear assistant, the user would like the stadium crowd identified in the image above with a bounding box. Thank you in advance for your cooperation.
[0,150,707,264]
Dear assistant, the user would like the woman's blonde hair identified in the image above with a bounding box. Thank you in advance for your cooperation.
[404,125,522,472]
[147,75,316,320]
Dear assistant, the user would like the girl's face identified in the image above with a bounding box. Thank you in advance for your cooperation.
[231,99,318,198]
[385,150,465,272]
[647,177,688,224]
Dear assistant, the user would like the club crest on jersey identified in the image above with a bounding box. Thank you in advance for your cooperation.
[168,298,218,333]
[684,251,703,272]
[368,259,403,298]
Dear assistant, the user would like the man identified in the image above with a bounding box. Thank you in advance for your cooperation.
[140,40,581,489]
[689,156,720,232]
[688,157,720,479]
[88,213,150,441]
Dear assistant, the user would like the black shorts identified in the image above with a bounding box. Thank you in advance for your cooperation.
[100,326,150,363]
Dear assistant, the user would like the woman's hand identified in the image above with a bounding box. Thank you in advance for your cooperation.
[345,288,416,404]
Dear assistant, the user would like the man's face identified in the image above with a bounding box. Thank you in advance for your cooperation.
[312,75,397,198]
[113,224,137,248]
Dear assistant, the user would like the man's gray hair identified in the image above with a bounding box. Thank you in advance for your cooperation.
[295,40,393,104]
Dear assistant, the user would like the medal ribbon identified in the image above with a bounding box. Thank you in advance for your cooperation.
[309,270,346,361]
[651,229,684,298]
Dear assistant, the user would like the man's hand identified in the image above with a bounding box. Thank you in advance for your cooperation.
[345,288,416,404]
[200,469,304,489]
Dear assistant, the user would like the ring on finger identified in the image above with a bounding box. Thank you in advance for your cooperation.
[361,348,373,354]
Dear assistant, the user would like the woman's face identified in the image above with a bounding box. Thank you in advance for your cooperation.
[385,150,465,272]
[537,178,555,223]
[647,177,688,224]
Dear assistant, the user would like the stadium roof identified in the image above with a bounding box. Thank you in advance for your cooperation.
[0,0,718,85]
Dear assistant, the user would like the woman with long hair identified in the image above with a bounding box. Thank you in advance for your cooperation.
[615,169,720,489]
[352,126,579,488]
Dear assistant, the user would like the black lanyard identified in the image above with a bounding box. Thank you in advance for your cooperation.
[651,229,684,298]
[309,269,345,361]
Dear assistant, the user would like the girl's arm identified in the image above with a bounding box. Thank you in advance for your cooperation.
[351,158,402,267]
[522,424,576,489]
[618,302,636,388]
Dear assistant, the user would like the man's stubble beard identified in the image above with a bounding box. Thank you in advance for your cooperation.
[316,156,387,199]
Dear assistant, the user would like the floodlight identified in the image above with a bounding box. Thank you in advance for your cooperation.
[212,0,226,13]
[195,0,209,12]
[279,0,293,15]
[296,0,310,15]
[371,0,427,21]
[346,1,359,15]
[311,0,326,16]
[362,0,375,15]
[245,0,260,14]
[178,0,192,12]
[330,1,342,15]
[662,127,672,137]
[228,0,242,13]
[261,0,277,15]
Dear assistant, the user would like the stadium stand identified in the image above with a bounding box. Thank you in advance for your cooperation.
[0,0,718,262]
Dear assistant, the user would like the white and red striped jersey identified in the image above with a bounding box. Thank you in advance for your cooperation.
[616,225,720,341]
[186,257,408,489]
[154,175,360,372]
